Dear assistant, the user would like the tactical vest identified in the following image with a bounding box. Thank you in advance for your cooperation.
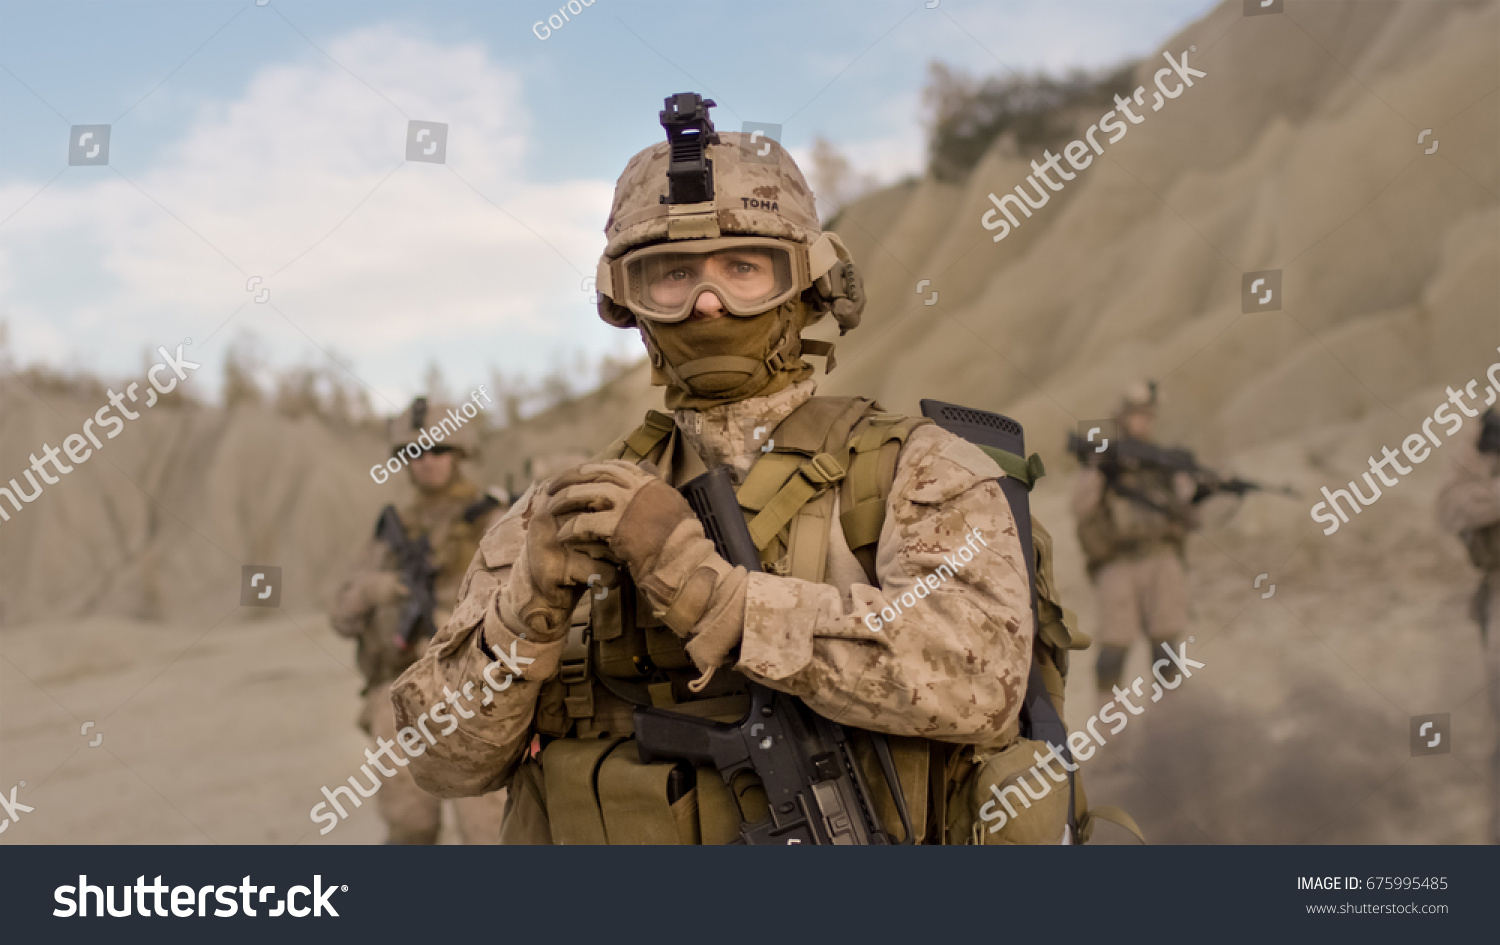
[522,396,1128,844]
[1077,458,1190,572]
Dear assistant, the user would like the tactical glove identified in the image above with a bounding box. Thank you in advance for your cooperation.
[498,483,616,641]
[549,461,749,672]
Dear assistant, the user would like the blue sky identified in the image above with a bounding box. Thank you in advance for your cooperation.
[0,0,1217,410]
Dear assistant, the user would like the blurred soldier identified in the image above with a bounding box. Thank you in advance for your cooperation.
[1436,407,1500,844]
[388,94,1093,845]
[330,396,509,844]
[1072,382,1198,695]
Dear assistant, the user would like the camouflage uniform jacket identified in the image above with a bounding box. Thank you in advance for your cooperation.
[391,380,1035,799]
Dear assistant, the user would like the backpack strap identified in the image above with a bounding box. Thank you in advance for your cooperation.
[838,412,931,583]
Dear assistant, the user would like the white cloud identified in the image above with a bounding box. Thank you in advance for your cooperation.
[0,23,617,401]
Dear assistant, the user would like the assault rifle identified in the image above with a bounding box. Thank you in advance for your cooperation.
[1065,432,1297,505]
[631,466,914,845]
[373,505,438,650]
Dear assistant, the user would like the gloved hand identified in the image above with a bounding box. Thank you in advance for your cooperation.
[356,571,410,609]
[498,483,616,640]
[548,461,749,673]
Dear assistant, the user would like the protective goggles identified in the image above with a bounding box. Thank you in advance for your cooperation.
[600,236,834,324]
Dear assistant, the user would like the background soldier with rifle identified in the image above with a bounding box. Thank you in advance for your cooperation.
[1437,407,1500,844]
[1068,382,1293,696]
[329,396,509,844]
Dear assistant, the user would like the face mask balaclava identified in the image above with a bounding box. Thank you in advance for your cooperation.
[640,297,817,410]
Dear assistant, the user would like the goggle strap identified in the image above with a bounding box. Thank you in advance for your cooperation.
[806,232,843,282]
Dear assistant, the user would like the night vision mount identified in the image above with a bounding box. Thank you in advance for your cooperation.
[660,93,720,205]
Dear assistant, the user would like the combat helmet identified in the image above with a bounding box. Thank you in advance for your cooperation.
[594,93,865,406]
[387,395,480,459]
[1117,380,1159,417]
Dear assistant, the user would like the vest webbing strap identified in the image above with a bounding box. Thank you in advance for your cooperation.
[740,397,874,552]
[747,452,846,550]
[622,410,675,461]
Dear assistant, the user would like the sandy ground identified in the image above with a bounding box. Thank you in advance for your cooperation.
[0,608,481,845]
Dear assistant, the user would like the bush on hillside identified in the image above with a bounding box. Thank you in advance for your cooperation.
[922,61,1138,182]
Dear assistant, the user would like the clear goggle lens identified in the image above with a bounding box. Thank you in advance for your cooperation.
[617,238,804,322]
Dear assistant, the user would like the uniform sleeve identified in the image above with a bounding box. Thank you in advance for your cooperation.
[389,486,566,798]
[1437,439,1500,534]
[735,424,1033,748]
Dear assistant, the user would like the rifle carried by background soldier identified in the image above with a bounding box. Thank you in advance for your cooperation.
[374,505,438,650]
[1065,430,1297,514]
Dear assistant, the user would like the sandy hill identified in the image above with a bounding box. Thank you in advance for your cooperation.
[0,381,392,625]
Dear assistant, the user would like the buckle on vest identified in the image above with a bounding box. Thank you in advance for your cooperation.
[559,611,591,683]
[804,451,846,485]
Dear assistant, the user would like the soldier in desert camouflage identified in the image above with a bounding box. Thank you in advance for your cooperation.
[390,95,1060,844]
[330,397,509,844]
[1073,382,1198,695]
[1436,407,1500,844]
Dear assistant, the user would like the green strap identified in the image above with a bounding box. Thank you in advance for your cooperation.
[978,445,1047,490]
[738,396,872,551]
